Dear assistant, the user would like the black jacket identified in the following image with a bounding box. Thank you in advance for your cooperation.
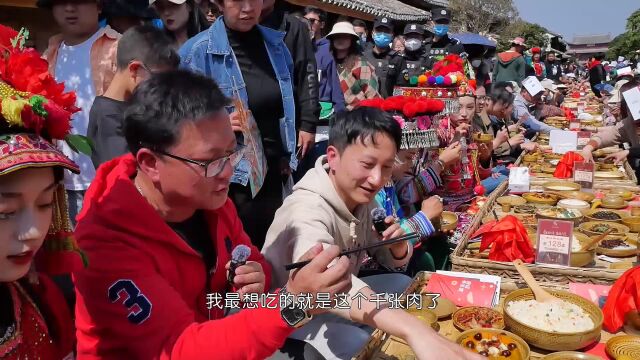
[363,46,404,98]
[545,60,563,81]
[589,63,606,97]
[87,96,129,168]
[262,9,320,133]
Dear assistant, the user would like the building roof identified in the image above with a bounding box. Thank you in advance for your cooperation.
[570,34,612,45]
[321,0,432,21]
[568,46,609,55]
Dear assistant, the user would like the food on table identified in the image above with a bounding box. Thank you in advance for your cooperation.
[459,331,524,359]
[454,307,505,330]
[536,207,581,219]
[591,211,622,220]
[600,239,633,250]
[505,299,595,333]
[514,205,536,214]
[546,185,576,191]
[571,239,584,252]
[589,223,615,234]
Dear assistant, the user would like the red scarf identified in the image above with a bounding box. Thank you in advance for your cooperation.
[588,60,602,70]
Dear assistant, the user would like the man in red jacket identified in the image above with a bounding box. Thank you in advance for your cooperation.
[73,70,351,359]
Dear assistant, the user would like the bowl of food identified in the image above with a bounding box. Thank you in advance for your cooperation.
[523,153,539,163]
[597,236,637,257]
[441,211,459,232]
[584,209,629,223]
[595,171,626,180]
[503,288,603,351]
[622,216,640,232]
[536,207,583,225]
[557,191,596,202]
[523,193,559,205]
[541,352,602,360]
[557,199,590,214]
[579,221,630,237]
[473,132,494,144]
[601,195,628,209]
[453,307,505,331]
[497,196,527,207]
[610,188,635,201]
[405,305,439,331]
[542,181,581,192]
[457,328,530,360]
[514,204,537,214]
[570,232,598,267]
[597,162,617,171]
[542,153,563,161]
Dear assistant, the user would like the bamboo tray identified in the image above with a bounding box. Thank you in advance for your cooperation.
[353,272,626,360]
[450,181,636,285]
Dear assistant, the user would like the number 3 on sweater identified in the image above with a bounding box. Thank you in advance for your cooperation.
[108,279,152,324]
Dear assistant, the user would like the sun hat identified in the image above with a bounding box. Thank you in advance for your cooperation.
[326,22,359,40]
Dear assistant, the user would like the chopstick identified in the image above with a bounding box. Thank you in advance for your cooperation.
[284,232,420,271]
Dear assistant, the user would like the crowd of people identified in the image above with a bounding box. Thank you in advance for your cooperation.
[1,0,640,359]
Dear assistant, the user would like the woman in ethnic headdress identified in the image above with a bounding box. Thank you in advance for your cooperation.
[0,25,86,359]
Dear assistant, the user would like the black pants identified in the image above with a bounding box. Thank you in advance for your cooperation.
[229,164,284,250]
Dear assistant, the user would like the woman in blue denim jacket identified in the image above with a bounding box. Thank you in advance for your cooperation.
[179,0,297,248]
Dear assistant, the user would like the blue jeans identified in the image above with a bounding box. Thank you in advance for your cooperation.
[481,165,509,195]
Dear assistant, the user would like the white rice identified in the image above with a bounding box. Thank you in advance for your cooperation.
[506,299,594,333]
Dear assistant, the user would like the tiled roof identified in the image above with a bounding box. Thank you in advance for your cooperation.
[322,0,432,21]
[570,34,612,45]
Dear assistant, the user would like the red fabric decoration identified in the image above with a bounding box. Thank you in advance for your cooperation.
[553,151,584,179]
[468,79,477,90]
[432,54,465,77]
[357,98,385,109]
[471,215,535,263]
[531,47,541,54]
[21,105,45,134]
[474,184,485,196]
[603,267,640,332]
[403,103,418,119]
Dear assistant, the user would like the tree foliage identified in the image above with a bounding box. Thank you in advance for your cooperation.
[607,9,640,60]
[497,20,550,52]
[450,0,518,35]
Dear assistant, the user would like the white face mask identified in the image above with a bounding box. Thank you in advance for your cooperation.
[405,38,422,52]
[471,59,482,68]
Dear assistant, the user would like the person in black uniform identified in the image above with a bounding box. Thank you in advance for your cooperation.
[363,17,404,98]
[424,7,465,68]
[396,23,430,87]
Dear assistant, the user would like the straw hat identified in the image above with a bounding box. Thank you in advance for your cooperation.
[326,22,359,40]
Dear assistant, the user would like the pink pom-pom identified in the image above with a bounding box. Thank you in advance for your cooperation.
[443,76,453,86]
[474,185,486,196]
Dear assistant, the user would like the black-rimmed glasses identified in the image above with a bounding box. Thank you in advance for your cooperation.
[155,145,246,178]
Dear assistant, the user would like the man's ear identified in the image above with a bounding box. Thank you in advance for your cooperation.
[326,145,340,173]
[136,149,161,182]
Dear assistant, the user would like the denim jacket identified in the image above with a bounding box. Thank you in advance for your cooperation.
[180,18,297,197]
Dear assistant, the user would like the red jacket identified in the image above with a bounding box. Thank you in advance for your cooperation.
[73,155,293,359]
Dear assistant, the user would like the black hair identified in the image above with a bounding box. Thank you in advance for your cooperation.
[329,107,402,152]
[489,82,516,105]
[116,25,180,70]
[595,53,606,61]
[620,79,640,120]
[162,0,208,41]
[124,70,229,155]
[352,19,367,29]
[304,6,326,22]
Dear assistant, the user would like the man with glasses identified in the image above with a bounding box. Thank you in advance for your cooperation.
[303,6,326,42]
[73,70,353,358]
[88,25,179,168]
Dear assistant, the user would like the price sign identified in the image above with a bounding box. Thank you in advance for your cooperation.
[574,161,594,189]
[569,119,581,131]
[577,131,591,149]
[536,219,573,267]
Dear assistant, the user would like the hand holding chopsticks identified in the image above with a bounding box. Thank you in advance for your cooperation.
[284,232,420,271]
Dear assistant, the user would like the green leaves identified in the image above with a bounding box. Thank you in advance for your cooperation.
[65,134,94,156]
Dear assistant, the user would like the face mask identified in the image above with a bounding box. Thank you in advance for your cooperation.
[471,59,482,68]
[433,24,449,37]
[405,38,422,52]
[373,33,393,48]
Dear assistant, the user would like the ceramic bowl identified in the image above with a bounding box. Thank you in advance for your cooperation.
[584,209,629,223]
[441,211,458,232]
[623,217,640,232]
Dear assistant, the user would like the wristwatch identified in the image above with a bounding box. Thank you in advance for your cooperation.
[279,286,312,328]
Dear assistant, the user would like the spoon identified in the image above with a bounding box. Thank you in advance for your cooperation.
[513,259,557,303]
[580,229,614,252]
